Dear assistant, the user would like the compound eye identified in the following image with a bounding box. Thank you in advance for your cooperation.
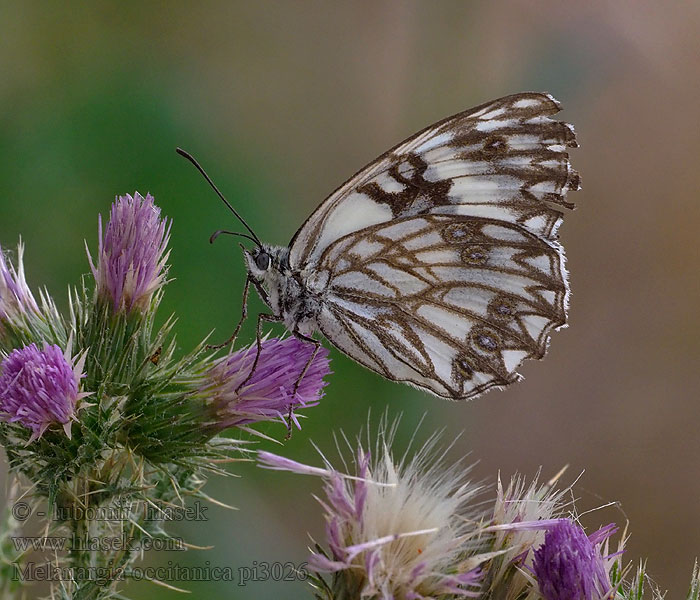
[255,252,270,271]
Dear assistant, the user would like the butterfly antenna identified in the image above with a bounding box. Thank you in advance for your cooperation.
[209,229,260,245]
[176,147,263,248]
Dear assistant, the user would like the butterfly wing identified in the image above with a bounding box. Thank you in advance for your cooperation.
[289,92,578,270]
[288,92,578,399]
[307,214,567,399]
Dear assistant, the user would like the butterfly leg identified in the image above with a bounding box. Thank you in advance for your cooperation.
[284,331,322,440]
[234,311,282,392]
[206,276,252,350]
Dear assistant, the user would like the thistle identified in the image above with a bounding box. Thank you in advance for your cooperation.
[259,420,489,599]
[0,343,89,442]
[483,471,572,599]
[204,337,331,432]
[0,241,39,326]
[0,191,330,598]
[258,417,700,600]
[1,187,698,600]
[88,192,170,314]
[532,519,617,600]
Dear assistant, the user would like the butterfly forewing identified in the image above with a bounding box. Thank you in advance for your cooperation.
[289,92,578,270]
[285,92,578,400]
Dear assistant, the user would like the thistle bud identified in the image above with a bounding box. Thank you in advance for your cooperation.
[88,193,170,314]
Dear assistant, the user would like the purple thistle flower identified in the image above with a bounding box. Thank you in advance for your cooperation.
[0,343,90,442]
[0,240,39,328]
[88,193,171,314]
[533,519,617,600]
[482,471,574,598]
[204,337,331,431]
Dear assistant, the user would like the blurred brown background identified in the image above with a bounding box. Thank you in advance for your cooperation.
[1,1,699,597]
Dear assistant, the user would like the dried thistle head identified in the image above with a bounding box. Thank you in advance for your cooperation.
[0,240,39,331]
[260,418,489,599]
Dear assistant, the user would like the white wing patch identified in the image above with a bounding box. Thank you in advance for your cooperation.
[312,195,393,260]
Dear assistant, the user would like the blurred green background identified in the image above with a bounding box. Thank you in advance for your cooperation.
[1,1,699,597]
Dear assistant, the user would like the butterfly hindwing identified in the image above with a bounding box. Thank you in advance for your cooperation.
[289,92,578,270]
[310,214,567,399]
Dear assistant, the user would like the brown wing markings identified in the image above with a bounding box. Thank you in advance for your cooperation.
[410,298,543,371]
[449,120,576,152]
[375,305,516,395]
[318,309,500,401]
[394,147,577,211]
[344,284,552,373]
[323,214,568,310]
[321,213,553,252]
[325,301,441,386]
[316,316,452,399]
[509,246,563,279]
[336,222,441,277]
[332,261,565,300]
[320,289,527,400]
[405,143,576,172]
[412,295,542,355]
[332,279,562,328]
[322,306,393,378]
[355,147,575,220]
[357,153,453,218]
[330,259,401,297]
[333,232,418,277]
[327,230,565,296]
[462,145,574,165]
[322,210,568,388]
[327,216,568,341]
[329,288,526,383]
[448,92,564,123]
[514,199,564,233]
[369,228,444,283]
[337,299,437,377]
[332,276,560,356]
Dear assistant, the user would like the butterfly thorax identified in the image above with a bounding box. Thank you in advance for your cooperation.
[244,244,322,336]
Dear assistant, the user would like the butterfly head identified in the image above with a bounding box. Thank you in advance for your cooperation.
[242,244,293,315]
[244,244,290,278]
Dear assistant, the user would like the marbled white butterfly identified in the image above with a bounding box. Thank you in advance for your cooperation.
[178,92,579,401]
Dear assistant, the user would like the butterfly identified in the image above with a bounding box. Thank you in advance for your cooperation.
[178,92,579,401]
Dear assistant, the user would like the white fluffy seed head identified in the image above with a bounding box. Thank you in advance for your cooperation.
[312,418,488,599]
